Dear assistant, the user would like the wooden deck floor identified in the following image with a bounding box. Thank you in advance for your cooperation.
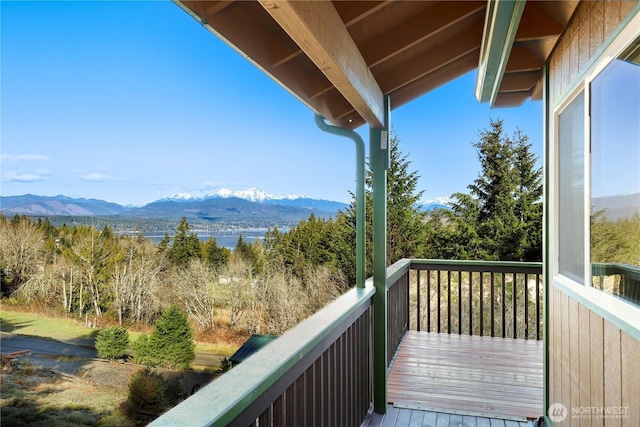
[386,331,543,422]
[361,404,538,427]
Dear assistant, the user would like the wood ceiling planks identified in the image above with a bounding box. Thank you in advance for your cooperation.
[177,0,579,129]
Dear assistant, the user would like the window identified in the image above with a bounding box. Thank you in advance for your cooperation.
[557,92,585,285]
[590,37,640,306]
[552,11,640,329]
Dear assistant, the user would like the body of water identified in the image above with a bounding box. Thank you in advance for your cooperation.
[141,229,279,249]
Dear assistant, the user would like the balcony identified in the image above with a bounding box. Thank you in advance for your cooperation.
[151,259,543,427]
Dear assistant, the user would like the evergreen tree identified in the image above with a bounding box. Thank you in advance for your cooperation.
[234,234,262,275]
[169,217,201,266]
[512,130,543,260]
[148,305,195,370]
[157,232,170,255]
[450,119,542,261]
[343,133,428,279]
[202,237,229,270]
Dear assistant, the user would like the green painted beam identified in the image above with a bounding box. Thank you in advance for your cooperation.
[372,96,390,413]
[475,0,527,105]
[314,114,366,288]
[542,61,551,426]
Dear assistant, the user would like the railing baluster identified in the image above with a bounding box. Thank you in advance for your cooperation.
[501,273,506,338]
[273,395,284,426]
[437,271,442,333]
[513,272,517,339]
[536,273,541,340]
[490,271,495,337]
[458,270,462,335]
[427,270,431,333]
[447,271,452,334]
[417,270,421,331]
[479,272,484,337]
[524,273,529,340]
[469,271,473,336]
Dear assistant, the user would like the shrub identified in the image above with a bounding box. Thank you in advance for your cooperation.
[148,305,195,370]
[122,368,186,425]
[123,368,167,421]
[95,327,129,360]
[132,334,155,366]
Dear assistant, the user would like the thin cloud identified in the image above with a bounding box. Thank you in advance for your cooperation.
[1,154,49,162]
[80,173,114,182]
[3,170,50,182]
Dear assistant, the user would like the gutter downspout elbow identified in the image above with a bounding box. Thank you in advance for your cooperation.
[314,114,366,289]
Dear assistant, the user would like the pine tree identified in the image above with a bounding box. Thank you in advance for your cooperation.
[234,234,262,275]
[343,133,428,279]
[148,305,195,370]
[512,130,543,260]
[450,119,542,261]
[169,217,201,266]
[202,237,229,270]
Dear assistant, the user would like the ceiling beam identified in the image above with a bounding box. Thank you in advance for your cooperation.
[475,0,527,105]
[360,1,485,68]
[259,0,385,128]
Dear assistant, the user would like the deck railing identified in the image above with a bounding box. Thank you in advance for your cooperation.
[387,259,544,348]
[151,285,375,427]
[592,262,640,306]
[152,259,543,426]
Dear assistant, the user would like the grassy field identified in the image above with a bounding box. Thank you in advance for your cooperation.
[0,306,238,356]
[1,362,132,427]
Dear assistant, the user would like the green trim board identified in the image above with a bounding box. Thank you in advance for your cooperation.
[370,96,390,414]
[542,60,551,426]
[551,279,640,342]
[475,0,527,105]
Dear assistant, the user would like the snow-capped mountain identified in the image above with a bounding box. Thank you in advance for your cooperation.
[161,187,309,204]
[421,196,453,211]
[158,192,201,202]
[205,187,282,203]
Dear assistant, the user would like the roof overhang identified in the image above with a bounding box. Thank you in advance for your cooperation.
[175,0,579,129]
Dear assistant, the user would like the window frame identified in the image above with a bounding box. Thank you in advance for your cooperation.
[550,10,640,336]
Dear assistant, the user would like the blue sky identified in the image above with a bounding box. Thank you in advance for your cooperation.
[1,1,543,206]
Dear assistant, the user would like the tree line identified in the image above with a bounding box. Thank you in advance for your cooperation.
[1,118,544,337]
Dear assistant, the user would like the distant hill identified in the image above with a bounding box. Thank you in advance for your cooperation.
[0,194,129,216]
[592,193,640,221]
[1,191,348,226]
[125,196,337,222]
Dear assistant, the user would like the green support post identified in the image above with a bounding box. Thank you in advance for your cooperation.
[313,114,366,288]
[372,96,390,413]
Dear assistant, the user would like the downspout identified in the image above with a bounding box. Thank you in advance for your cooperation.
[314,114,366,289]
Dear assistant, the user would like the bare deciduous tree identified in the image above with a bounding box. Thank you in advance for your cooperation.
[0,218,45,294]
[173,258,218,330]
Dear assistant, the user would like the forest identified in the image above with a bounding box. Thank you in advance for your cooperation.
[1,119,560,341]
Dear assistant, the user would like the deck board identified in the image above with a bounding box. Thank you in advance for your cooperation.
[387,331,543,421]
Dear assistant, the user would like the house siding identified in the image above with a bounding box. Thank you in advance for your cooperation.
[547,2,639,426]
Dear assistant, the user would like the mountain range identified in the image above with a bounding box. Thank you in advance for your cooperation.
[0,189,348,224]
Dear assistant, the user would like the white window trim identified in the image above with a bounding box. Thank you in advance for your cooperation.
[550,10,640,337]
